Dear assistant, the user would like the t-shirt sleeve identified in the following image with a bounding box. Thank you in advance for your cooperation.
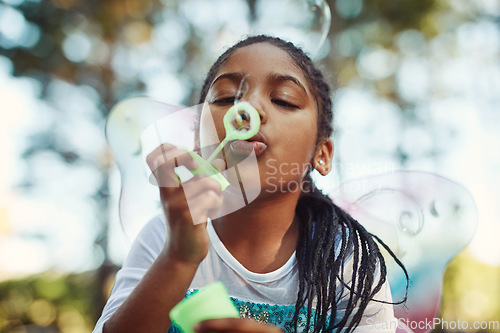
[92,215,168,333]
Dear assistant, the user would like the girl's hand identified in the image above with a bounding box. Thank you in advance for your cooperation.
[146,143,225,265]
[194,318,283,333]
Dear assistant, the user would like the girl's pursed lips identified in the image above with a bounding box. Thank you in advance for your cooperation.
[246,131,267,144]
[229,135,268,156]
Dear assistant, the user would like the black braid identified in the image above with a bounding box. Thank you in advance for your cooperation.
[198,35,408,332]
[296,179,407,332]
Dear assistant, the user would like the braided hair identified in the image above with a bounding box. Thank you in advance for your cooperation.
[198,35,408,332]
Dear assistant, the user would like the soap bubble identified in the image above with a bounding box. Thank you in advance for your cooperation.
[169,0,331,64]
[252,0,331,57]
[106,98,192,240]
[106,98,262,239]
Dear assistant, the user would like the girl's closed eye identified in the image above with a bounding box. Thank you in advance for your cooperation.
[272,98,299,109]
[212,96,237,105]
[209,87,245,106]
[270,90,304,110]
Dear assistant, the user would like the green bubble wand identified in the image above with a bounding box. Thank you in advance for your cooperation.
[183,101,261,191]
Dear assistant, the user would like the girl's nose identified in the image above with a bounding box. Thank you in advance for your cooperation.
[246,95,267,124]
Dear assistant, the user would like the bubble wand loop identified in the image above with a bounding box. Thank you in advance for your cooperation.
[183,102,261,190]
[207,102,261,163]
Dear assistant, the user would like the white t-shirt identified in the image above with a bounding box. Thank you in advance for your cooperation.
[93,215,398,332]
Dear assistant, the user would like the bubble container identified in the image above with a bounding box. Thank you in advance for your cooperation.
[169,282,240,333]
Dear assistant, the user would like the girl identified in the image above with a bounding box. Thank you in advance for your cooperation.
[94,35,406,333]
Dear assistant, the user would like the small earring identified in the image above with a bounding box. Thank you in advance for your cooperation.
[319,160,325,165]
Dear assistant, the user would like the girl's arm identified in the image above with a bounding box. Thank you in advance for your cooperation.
[95,144,224,333]
[102,250,199,333]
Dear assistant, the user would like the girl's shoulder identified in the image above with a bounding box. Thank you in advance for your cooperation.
[122,214,167,267]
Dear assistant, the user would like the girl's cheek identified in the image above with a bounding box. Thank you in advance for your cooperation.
[199,104,226,158]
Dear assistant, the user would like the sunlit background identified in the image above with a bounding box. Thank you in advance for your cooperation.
[0,0,499,332]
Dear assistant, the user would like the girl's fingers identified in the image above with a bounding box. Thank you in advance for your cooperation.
[164,188,222,225]
[211,158,226,173]
[162,174,223,225]
[180,176,223,225]
[147,144,226,224]
[146,144,198,187]
[185,189,223,224]
[146,144,198,171]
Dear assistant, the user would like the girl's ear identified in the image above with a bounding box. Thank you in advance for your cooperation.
[312,138,333,176]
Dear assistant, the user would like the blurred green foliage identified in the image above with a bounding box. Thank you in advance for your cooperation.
[0,272,100,332]
[437,251,500,331]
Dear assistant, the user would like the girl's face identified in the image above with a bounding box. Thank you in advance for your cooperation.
[199,42,329,195]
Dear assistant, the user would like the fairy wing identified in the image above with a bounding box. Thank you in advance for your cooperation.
[329,171,478,333]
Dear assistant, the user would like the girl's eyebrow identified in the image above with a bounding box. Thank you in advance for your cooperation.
[210,72,245,88]
[269,73,307,94]
[210,72,307,94]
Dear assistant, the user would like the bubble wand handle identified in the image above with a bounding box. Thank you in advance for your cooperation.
[206,137,230,165]
[185,150,230,191]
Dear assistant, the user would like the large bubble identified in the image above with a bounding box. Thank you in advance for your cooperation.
[106,97,262,239]
[252,0,331,57]
[106,98,190,239]
[180,0,332,60]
